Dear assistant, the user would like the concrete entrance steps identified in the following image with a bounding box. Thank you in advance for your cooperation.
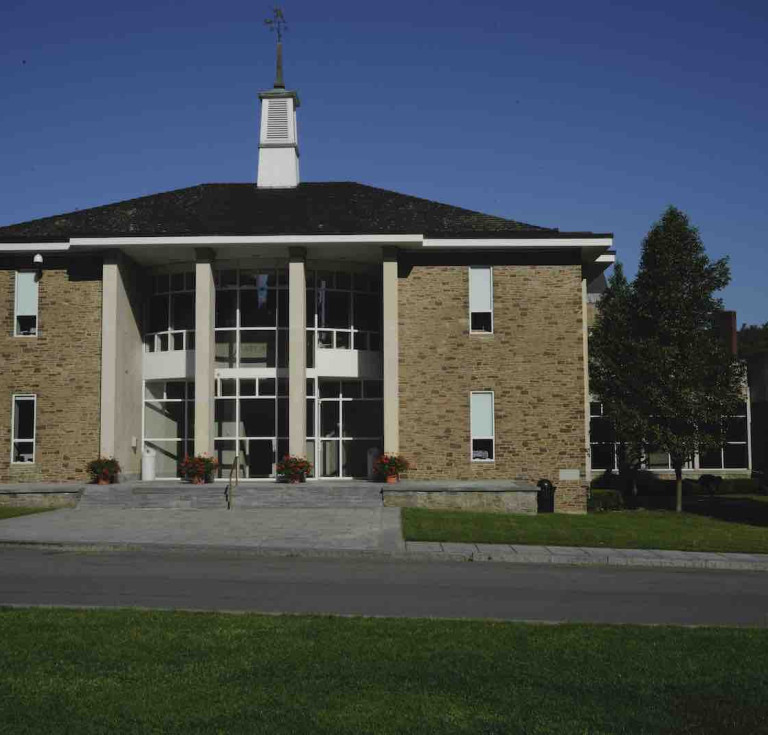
[77,481,384,510]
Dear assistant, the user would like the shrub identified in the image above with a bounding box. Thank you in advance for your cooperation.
[588,488,624,512]
[276,455,312,482]
[86,457,121,484]
[716,477,763,495]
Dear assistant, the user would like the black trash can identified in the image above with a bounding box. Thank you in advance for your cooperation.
[537,479,555,513]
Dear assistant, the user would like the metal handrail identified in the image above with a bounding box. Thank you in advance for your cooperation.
[225,459,239,510]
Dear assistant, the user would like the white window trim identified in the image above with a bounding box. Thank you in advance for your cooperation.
[11,394,36,464]
[470,390,495,463]
[14,271,39,338]
[468,266,493,334]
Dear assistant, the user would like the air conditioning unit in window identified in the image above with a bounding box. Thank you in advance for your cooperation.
[17,453,34,463]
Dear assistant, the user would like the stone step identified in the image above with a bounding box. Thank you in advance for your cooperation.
[76,482,383,510]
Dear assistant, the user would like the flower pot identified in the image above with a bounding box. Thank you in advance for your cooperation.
[190,476,205,485]
[385,475,399,484]
[97,478,111,486]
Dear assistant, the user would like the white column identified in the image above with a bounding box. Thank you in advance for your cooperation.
[288,248,307,457]
[383,249,399,453]
[194,250,216,456]
[100,252,143,477]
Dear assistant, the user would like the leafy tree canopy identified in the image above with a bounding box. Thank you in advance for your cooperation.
[590,206,745,509]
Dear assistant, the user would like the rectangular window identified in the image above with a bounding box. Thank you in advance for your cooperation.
[469,266,493,333]
[11,395,36,463]
[471,391,494,461]
[14,271,39,336]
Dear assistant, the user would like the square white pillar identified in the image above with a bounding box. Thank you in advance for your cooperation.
[288,248,307,458]
[194,250,216,456]
[383,249,399,453]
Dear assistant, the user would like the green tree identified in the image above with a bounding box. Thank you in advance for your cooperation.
[589,263,645,495]
[591,207,745,511]
[738,322,768,360]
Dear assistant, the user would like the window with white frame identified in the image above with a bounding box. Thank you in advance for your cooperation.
[144,272,196,353]
[14,271,39,336]
[11,395,36,463]
[471,391,495,461]
[469,266,493,333]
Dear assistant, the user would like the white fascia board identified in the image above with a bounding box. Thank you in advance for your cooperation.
[0,242,71,253]
[68,234,424,247]
[422,237,613,249]
[596,252,616,263]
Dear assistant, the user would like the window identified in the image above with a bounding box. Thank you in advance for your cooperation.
[11,395,36,463]
[144,271,195,353]
[471,391,494,461]
[469,266,493,333]
[14,271,39,336]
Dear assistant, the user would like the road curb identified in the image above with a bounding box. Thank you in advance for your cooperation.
[2,539,768,571]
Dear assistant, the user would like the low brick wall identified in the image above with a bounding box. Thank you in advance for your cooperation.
[554,481,589,514]
[382,487,538,514]
[0,489,83,508]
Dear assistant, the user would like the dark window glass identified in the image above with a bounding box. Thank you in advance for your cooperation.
[320,291,351,329]
[278,330,288,368]
[341,381,361,398]
[699,448,723,469]
[277,398,289,438]
[215,291,237,328]
[170,273,185,292]
[240,379,257,397]
[148,295,169,333]
[471,312,492,332]
[166,382,186,400]
[724,444,748,469]
[342,440,372,478]
[240,399,276,437]
[307,399,315,437]
[353,293,381,332]
[321,401,340,437]
[240,288,277,328]
[277,289,288,328]
[590,402,603,416]
[590,444,614,471]
[363,381,383,398]
[320,381,339,398]
[14,399,34,440]
[306,333,315,368]
[590,417,614,443]
[259,378,276,396]
[726,416,748,443]
[343,401,382,438]
[170,293,194,330]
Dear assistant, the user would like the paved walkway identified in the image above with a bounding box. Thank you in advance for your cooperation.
[1,508,768,570]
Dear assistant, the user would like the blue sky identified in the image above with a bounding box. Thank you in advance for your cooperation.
[1,0,766,325]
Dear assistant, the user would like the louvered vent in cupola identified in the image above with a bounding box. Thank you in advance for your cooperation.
[266,100,290,141]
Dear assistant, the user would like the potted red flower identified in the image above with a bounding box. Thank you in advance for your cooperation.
[276,455,312,483]
[179,453,218,484]
[86,457,121,485]
[374,453,410,483]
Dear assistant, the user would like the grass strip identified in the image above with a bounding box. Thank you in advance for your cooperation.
[402,507,768,553]
[1,607,767,734]
[0,506,54,521]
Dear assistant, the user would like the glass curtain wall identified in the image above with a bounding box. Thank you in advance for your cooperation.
[144,381,194,477]
[313,379,383,478]
[590,401,750,472]
[305,270,381,367]
[145,272,196,353]
[214,376,288,479]
[215,268,287,368]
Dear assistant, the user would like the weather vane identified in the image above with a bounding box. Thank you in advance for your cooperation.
[264,7,287,43]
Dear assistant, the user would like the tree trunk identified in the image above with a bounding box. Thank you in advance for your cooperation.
[673,460,683,513]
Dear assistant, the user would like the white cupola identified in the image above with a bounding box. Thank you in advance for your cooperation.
[257,34,300,188]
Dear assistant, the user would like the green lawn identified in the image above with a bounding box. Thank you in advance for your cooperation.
[402,501,768,553]
[1,608,767,734]
[0,506,54,521]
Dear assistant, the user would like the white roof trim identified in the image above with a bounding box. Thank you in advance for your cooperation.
[0,243,71,253]
[422,237,613,248]
[67,234,425,247]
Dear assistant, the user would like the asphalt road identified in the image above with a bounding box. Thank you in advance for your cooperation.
[1,546,767,625]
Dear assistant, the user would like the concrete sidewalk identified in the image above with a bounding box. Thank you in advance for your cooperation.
[1,508,768,571]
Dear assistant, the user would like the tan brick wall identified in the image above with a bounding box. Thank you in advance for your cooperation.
[398,263,588,512]
[0,267,102,482]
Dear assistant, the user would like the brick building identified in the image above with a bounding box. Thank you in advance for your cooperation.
[0,58,613,512]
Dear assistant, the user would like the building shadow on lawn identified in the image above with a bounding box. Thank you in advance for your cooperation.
[631,494,768,528]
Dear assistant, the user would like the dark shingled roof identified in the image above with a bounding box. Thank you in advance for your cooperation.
[0,182,559,241]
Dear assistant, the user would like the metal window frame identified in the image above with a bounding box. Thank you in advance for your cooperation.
[468,266,494,335]
[10,394,36,464]
[14,270,39,338]
[470,390,495,462]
